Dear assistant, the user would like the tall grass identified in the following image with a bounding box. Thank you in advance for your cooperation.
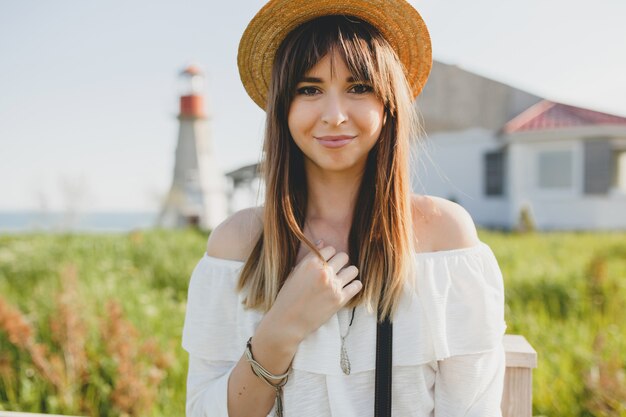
[483,230,626,416]
[0,229,206,416]
[0,229,625,415]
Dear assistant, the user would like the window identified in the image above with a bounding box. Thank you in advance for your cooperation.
[613,150,626,191]
[537,150,573,189]
[584,139,612,195]
[484,150,505,196]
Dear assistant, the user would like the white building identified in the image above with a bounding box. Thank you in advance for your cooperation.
[225,163,265,215]
[418,100,626,230]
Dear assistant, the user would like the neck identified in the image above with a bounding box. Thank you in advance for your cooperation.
[305,166,363,227]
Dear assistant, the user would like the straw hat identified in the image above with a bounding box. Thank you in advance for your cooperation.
[238,0,433,109]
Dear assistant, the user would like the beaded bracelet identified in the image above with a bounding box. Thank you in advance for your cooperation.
[244,337,291,417]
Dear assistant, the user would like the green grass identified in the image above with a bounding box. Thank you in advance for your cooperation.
[483,230,626,416]
[0,229,207,416]
[1,229,625,416]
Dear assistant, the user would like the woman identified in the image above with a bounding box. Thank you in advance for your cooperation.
[183,1,507,416]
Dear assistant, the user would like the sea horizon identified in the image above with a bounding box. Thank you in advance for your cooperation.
[0,210,159,233]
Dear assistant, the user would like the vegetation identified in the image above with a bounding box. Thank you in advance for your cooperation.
[0,229,625,416]
[0,229,205,416]
[487,230,626,416]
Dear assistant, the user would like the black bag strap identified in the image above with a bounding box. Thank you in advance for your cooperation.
[374,301,393,417]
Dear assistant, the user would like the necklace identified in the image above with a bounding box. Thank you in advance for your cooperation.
[304,220,356,375]
[340,306,357,375]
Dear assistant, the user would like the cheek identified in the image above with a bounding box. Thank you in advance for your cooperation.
[287,105,297,137]
[362,106,385,137]
[287,102,312,138]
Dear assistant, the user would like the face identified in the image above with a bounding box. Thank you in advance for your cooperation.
[287,51,385,176]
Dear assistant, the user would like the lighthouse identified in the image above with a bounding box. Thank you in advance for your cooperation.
[157,65,228,230]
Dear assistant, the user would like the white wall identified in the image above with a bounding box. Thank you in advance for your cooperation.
[412,128,509,228]
[521,197,626,230]
[509,138,626,230]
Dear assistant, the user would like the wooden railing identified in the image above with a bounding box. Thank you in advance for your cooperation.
[0,334,537,417]
[502,334,538,417]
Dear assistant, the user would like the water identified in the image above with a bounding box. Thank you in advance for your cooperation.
[0,211,159,233]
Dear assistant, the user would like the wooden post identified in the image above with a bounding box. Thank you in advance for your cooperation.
[501,335,537,417]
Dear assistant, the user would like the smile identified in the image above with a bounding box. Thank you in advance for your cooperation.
[314,135,356,149]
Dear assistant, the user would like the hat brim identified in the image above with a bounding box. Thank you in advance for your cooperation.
[238,0,432,110]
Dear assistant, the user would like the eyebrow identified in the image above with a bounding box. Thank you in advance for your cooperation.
[299,76,357,83]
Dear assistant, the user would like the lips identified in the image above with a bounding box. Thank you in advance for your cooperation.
[314,135,356,149]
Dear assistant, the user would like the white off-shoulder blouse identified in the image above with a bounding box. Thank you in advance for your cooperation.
[182,242,507,417]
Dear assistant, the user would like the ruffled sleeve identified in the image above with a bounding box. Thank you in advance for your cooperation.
[409,241,507,360]
[434,346,506,416]
[411,242,506,417]
[182,254,260,417]
[182,254,262,361]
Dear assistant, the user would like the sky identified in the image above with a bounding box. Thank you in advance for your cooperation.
[1,0,625,212]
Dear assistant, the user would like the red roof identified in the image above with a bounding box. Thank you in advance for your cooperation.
[503,100,626,133]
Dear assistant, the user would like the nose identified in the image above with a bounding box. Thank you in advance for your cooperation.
[320,93,348,126]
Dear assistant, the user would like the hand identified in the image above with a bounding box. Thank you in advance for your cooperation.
[261,242,362,345]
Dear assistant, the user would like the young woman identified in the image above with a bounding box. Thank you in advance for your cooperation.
[183,1,506,416]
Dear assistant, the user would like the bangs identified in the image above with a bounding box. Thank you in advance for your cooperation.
[274,15,400,112]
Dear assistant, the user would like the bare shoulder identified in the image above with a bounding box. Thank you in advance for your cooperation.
[411,194,480,252]
[206,206,264,262]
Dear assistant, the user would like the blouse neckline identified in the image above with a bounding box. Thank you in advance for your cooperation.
[203,241,488,267]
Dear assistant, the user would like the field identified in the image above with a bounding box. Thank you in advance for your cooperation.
[0,229,625,416]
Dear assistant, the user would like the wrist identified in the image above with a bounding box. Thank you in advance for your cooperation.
[247,319,299,378]
[254,312,303,355]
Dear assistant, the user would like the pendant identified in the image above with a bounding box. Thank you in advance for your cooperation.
[340,336,351,375]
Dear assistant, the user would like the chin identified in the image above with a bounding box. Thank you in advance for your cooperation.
[315,157,367,174]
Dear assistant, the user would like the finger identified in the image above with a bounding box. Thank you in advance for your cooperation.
[318,246,336,262]
[327,252,349,273]
[297,243,333,267]
[341,279,363,304]
[336,265,359,287]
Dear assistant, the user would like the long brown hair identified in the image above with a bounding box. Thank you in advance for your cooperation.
[237,15,419,321]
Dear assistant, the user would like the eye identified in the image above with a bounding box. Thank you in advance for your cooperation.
[349,83,374,94]
[295,86,320,96]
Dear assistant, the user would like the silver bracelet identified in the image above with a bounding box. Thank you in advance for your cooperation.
[244,337,291,417]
